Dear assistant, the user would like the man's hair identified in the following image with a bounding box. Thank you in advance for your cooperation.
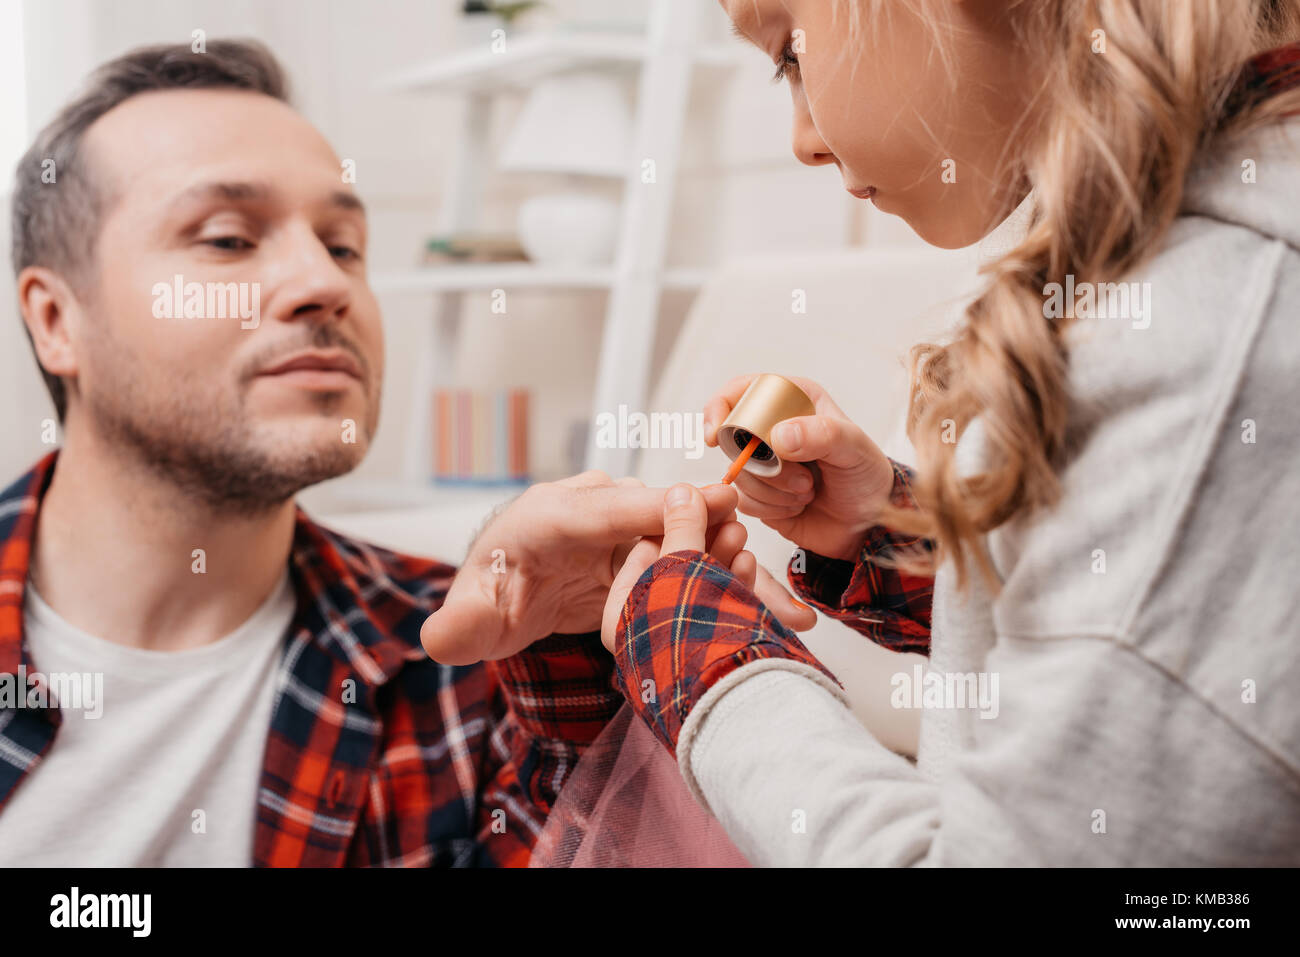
[10,39,289,422]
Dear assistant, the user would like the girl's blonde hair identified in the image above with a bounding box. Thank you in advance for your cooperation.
[836,0,1300,592]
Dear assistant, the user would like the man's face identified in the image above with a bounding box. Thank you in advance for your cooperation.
[70,88,382,511]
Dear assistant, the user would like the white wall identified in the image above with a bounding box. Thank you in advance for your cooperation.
[0,0,924,492]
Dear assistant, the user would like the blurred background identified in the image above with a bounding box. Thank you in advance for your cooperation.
[0,0,1016,750]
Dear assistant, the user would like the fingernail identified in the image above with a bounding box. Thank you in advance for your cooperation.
[790,473,813,491]
[773,422,800,448]
[666,483,692,507]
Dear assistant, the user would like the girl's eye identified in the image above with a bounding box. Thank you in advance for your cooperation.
[771,42,800,83]
[204,236,253,251]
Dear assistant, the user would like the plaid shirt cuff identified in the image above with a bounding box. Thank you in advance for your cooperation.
[787,458,935,656]
[612,550,843,757]
[493,632,623,747]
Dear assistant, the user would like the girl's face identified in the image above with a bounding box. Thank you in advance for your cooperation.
[723,0,1040,248]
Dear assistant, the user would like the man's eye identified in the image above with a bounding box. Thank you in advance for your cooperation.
[330,245,361,261]
[203,236,253,251]
[771,43,800,83]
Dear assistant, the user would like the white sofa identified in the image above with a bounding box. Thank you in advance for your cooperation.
[322,244,983,757]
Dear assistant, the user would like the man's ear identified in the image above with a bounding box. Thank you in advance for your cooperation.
[17,265,82,383]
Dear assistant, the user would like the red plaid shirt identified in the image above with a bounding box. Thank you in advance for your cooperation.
[787,458,934,656]
[0,451,622,866]
[612,459,933,754]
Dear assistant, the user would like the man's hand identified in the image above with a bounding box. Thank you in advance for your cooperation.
[601,483,818,653]
[419,471,742,665]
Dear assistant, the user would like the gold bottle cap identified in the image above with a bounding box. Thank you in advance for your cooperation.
[717,374,816,478]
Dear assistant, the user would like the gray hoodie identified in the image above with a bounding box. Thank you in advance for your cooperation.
[676,115,1300,866]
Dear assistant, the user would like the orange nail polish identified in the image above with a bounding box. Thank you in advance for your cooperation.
[720,434,762,485]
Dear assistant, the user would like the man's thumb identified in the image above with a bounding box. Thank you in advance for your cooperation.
[420,578,506,665]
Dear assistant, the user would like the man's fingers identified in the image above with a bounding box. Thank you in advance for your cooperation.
[660,483,707,556]
[556,482,738,543]
[555,469,615,488]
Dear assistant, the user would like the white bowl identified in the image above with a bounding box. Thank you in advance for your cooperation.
[516,192,620,266]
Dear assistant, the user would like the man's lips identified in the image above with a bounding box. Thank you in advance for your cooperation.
[258,349,363,384]
[846,186,877,200]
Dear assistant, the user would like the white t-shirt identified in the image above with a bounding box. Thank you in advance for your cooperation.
[0,571,296,866]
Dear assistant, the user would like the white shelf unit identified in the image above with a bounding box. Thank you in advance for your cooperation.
[371,262,712,294]
[375,1,741,493]
[375,27,742,94]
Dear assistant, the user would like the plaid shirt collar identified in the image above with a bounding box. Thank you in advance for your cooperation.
[0,449,422,690]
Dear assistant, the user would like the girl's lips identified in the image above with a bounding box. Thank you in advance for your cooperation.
[846,186,877,199]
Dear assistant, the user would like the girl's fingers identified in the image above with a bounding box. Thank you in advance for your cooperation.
[602,536,664,651]
[769,413,878,471]
[701,374,758,446]
[731,468,814,507]
[735,491,809,521]
[773,462,817,493]
[660,483,708,556]
[702,375,849,450]
[729,549,758,590]
[608,537,637,575]
[614,535,660,583]
[707,521,748,570]
[752,564,819,632]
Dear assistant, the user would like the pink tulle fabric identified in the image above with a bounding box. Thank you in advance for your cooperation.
[529,703,751,867]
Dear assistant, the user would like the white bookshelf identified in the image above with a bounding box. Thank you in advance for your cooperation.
[376,31,647,93]
[371,262,711,294]
[373,1,741,504]
[375,29,742,94]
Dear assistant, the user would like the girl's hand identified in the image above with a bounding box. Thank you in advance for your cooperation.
[703,374,897,562]
[601,483,816,653]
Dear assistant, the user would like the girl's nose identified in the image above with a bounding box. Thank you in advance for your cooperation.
[791,102,836,168]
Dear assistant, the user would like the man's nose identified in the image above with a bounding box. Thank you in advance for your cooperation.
[264,226,352,324]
